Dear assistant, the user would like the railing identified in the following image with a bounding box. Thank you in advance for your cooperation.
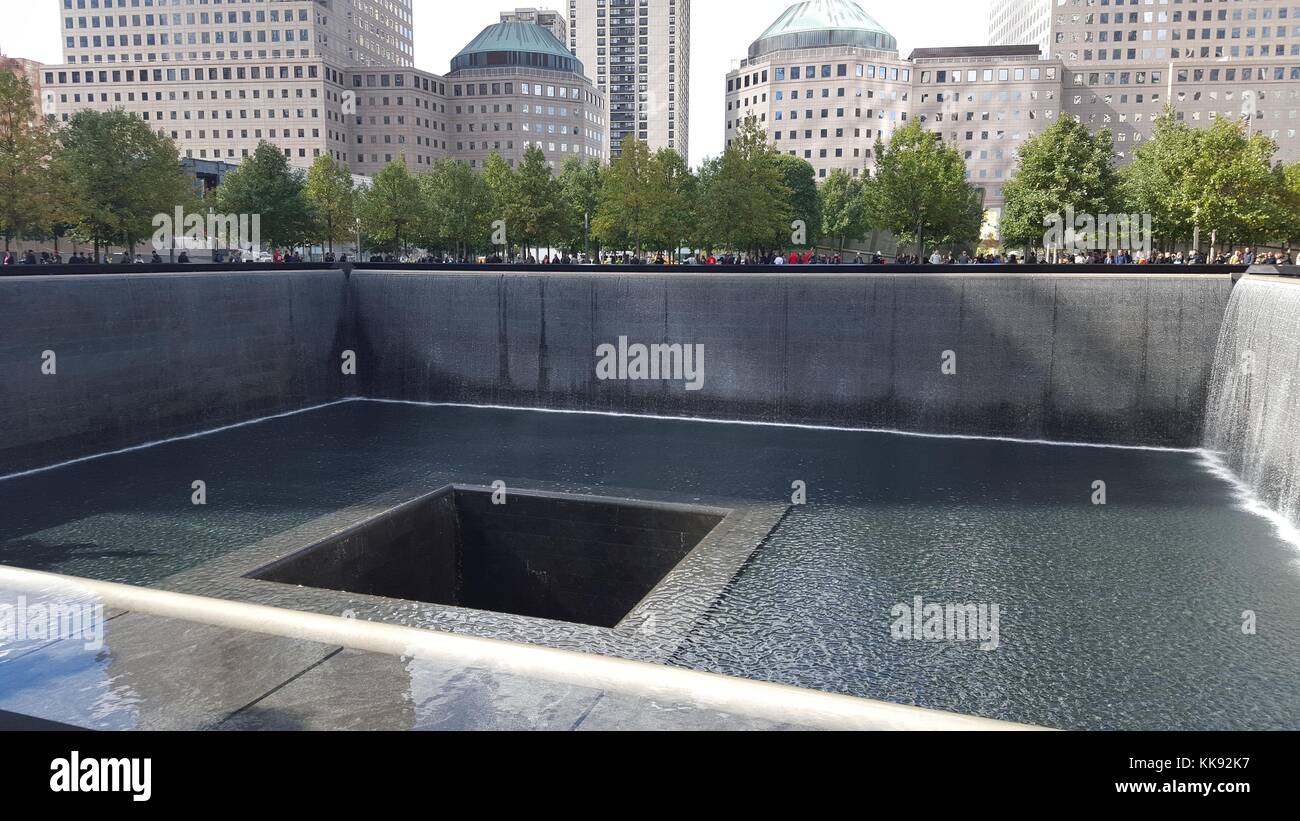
[0,261,1261,278]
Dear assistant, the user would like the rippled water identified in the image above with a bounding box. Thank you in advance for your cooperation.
[1,400,1296,729]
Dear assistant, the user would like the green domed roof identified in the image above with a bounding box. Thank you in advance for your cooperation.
[451,22,583,74]
[750,0,897,60]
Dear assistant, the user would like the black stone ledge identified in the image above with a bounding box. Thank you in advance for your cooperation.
[0,262,1248,278]
[347,262,1246,277]
[0,262,329,278]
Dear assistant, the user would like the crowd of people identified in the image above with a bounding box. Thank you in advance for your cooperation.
[2,246,1296,268]
[1042,247,1295,266]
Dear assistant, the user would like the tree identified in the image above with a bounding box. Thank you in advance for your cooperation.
[593,137,654,255]
[775,154,821,249]
[54,110,197,260]
[356,159,423,256]
[511,145,562,258]
[1281,163,1300,248]
[1122,111,1288,252]
[303,155,355,254]
[215,140,311,252]
[866,122,983,258]
[0,71,56,253]
[556,157,603,257]
[698,117,790,254]
[422,157,491,259]
[999,115,1119,255]
[1183,118,1283,249]
[645,148,698,260]
[481,152,516,257]
[1120,110,1200,248]
[819,169,868,255]
[691,155,723,251]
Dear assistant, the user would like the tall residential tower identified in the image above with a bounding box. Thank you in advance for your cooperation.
[567,0,689,158]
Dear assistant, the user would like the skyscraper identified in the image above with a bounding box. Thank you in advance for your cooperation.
[988,0,1053,55]
[567,0,689,158]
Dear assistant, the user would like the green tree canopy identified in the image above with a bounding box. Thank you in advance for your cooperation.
[303,154,355,254]
[510,145,562,257]
[356,158,423,255]
[422,157,492,258]
[556,157,603,256]
[1123,111,1287,249]
[481,152,517,255]
[775,154,821,249]
[593,137,655,254]
[999,116,1119,253]
[1184,118,1284,248]
[819,169,868,254]
[866,122,983,257]
[1120,110,1200,247]
[645,147,698,258]
[1281,163,1300,247]
[214,140,312,251]
[54,109,197,258]
[0,71,56,253]
[699,118,790,254]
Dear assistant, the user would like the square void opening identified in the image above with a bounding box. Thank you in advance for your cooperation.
[249,487,725,628]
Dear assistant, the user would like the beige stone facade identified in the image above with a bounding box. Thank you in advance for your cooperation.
[39,3,603,176]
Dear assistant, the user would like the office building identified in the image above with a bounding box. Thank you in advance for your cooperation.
[729,0,1300,216]
[39,4,603,176]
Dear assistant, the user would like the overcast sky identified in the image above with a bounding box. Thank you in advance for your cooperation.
[0,0,991,166]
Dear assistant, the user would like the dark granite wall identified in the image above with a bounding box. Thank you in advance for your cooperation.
[0,270,353,474]
[351,271,1234,447]
[0,269,1237,475]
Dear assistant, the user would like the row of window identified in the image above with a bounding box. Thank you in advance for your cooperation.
[729,63,911,92]
[64,9,311,28]
[46,64,320,84]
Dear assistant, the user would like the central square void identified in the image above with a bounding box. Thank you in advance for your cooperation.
[249,487,726,628]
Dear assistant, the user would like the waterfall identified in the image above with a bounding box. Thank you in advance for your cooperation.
[1204,276,1300,529]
